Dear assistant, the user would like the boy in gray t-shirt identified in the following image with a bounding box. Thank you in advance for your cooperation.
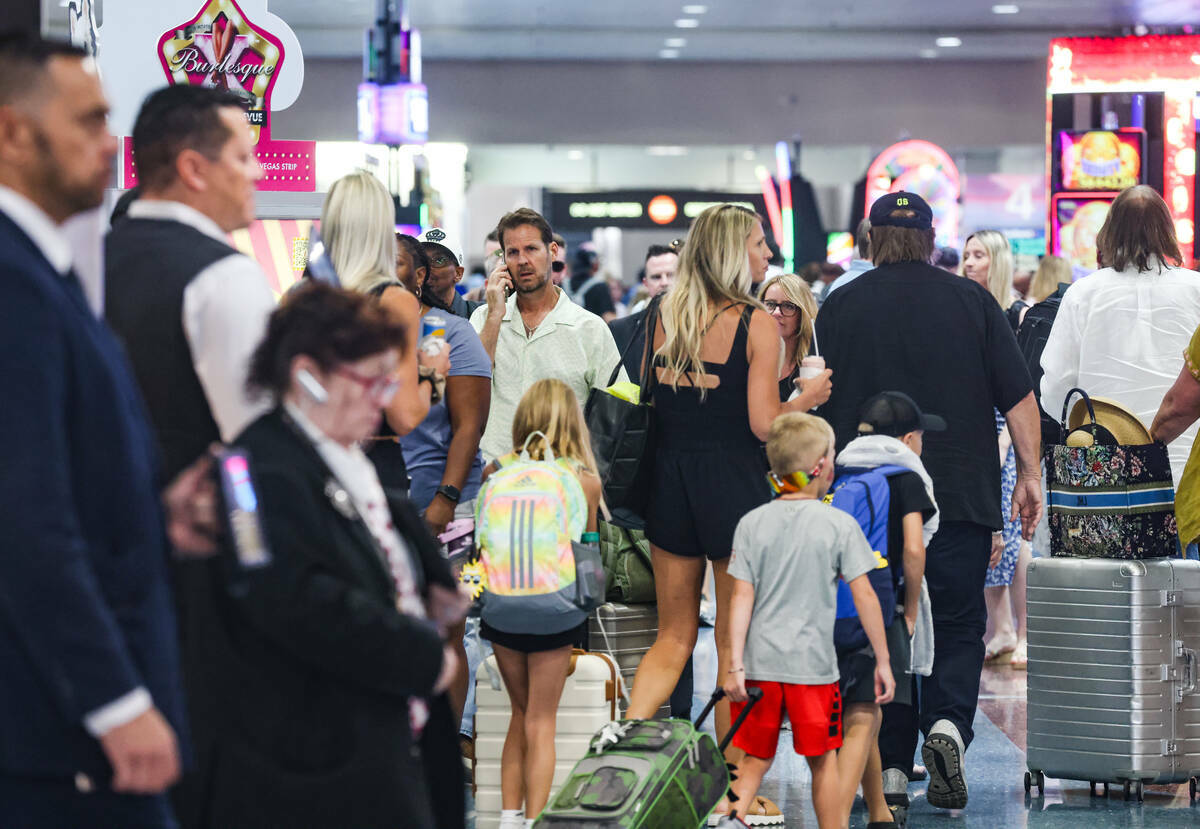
[717,413,895,829]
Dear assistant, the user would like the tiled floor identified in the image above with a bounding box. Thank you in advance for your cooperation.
[754,661,1200,827]
[469,652,1200,827]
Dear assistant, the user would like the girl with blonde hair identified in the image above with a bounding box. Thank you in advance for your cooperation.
[478,379,602,829]
[626,205,831,824]
[759,272,819,401]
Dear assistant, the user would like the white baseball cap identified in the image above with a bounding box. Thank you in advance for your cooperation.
[417,227,465,267]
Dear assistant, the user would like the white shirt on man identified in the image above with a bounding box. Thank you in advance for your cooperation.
[1040,259,1200,482]
[126,200,275,442]
[470,287,625,461]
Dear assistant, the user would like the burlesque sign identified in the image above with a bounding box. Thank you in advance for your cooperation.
[157,0,285,144]
[117,0,315,191]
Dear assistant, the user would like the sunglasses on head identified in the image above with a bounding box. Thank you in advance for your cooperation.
[766,456,827,496]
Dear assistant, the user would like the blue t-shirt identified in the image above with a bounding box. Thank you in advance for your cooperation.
[401,312,492,510]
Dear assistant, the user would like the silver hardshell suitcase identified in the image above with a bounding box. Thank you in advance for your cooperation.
[589,602,665,717]
[1025,557,1200,802]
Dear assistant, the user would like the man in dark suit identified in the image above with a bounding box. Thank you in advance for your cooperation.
[608,243,678,379]
[0,35,213,827]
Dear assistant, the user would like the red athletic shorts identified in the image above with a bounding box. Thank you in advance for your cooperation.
[730,680,843,759]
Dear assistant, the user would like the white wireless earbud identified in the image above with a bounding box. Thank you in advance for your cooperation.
[296,368,329,404]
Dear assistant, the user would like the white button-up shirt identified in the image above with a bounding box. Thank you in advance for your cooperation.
[1040,260,1200,482]
[125,200,276,442]
[470,288,625,461]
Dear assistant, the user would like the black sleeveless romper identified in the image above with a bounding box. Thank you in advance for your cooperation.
[645,305,771,561]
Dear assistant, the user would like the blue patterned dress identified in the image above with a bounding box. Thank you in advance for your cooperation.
[987,409,1022,587]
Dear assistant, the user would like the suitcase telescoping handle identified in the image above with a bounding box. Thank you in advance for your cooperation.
[694,688,765,753]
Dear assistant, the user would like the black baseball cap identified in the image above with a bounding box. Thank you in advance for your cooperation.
[869,191,934,230]
[857,391,946,437]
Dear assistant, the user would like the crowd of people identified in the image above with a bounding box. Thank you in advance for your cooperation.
[8,32,1200,829]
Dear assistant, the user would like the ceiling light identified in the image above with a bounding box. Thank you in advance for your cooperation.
[566,150,585,161]
[665,37,687,48]
[647,146,688,156]
[682,4,708,13]
[935,36,962,48]
[920,48,939,58]
[991,3,1019,12]
[674,18,700,28]
[659,49,680,59]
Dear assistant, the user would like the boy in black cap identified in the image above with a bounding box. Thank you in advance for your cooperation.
[832,391,942,828]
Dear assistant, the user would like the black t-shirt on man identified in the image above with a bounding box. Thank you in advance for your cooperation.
[885,471,936,596]
[815,262,1033,529]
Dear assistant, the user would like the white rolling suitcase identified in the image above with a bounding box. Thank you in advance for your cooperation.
[474,650,622,829]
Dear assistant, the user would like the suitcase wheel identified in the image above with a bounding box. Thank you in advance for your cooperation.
[1088,781,1096,797]
[1023,770,1045,796]
[1190,776,1197,802]
[1121,780,1143,802]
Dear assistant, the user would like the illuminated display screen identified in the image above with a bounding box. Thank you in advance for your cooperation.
[1051,192,1117,276]
[826,232,854,269]
[1059,129,1144,191]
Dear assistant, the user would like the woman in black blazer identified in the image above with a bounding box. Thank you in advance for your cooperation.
[175,283,466,829]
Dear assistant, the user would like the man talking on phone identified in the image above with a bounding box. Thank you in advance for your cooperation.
[470,207,625,462]
[0,35,217,828]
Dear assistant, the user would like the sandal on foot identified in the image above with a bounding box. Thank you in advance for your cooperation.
[984,634,1017,663]
[1010,641,1028,670]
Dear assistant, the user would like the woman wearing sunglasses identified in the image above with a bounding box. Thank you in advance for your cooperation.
[759,273,822,402]
[185,282,467,828]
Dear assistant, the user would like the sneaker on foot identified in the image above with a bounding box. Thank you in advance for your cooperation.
[922,719,968,809]
[882,767,910,809]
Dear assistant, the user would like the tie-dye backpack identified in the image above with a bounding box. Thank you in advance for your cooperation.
[475,432,604,635]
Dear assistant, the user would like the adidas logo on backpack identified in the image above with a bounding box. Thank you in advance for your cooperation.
[475,432,604,635]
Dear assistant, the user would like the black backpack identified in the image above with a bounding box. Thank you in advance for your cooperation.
[1015,283,1069,445]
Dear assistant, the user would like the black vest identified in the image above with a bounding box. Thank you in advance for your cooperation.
[105,217,241,481]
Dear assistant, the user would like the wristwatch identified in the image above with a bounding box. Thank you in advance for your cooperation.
[436,484,462,503]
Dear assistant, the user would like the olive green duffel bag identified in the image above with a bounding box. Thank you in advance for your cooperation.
[598,521,655,605]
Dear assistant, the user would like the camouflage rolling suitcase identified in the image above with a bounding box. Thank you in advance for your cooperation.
[533,687,762,828]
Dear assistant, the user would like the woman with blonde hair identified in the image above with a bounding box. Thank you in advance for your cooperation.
[478,379,602,829]
[1027,254,1071,304]
[963,229,1025,329]
[960,228,1032,669]
[320,172,449,481]
[759,273,819,401]
[625,205,832,824]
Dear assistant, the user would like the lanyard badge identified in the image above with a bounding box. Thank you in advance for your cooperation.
[766,457,826,497]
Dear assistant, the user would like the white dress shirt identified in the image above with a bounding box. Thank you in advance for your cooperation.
[126,200,275,441]
[1040,260,1200,482]
[0,185,153,737]
[470,287,626,462]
